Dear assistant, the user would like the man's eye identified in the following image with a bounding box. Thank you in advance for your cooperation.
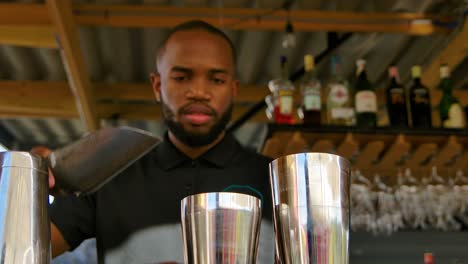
[172,76,187,81]
[212,78,226,85]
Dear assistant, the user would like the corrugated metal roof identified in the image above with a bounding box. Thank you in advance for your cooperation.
[0,0,466,149]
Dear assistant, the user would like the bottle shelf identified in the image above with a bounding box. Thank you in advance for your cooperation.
[262,124,468,178]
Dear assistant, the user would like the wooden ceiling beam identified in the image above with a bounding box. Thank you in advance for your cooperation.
[75,5,452,21]
[73,6,449,35]
[1,3,451,26]
[0,81,268,104]
[0,25,56,48]
[0,3,50,25]
[75,15,446,35]
[0,102,267,122]
[0,3,452,48]
[0,3,451,39]
[93,83,269,103]
[0,81,269,121]
[422,18,468,88]
[47,0,99,131]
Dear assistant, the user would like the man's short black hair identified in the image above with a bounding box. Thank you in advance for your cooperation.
[155,20,237,71]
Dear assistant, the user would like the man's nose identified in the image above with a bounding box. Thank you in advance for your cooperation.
[186,79,210,100]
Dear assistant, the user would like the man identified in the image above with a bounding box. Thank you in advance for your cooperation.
[45,20,275,263]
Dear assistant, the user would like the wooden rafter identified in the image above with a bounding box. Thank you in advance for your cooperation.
[0,3,452,50]
[0,81,269,121]
[0,81,267,121]
[74,5,452,21]
[422,18,468,88]
[0,3,452,48]
[0,25,56,48]
[0,3,50,25]
[47,0,99,131]
[75,15,444,35]
[0,81,268,104]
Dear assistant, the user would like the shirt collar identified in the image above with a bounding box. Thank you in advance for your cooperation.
[201,133,240,167]
[156,132,241,170]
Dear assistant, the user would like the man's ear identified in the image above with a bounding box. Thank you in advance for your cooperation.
[149,72,161,102]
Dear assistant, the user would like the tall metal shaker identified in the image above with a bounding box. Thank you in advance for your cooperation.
[181,192,262,264]
[0,126,161,264]
[0,151,50,263]
[269,153,350,264]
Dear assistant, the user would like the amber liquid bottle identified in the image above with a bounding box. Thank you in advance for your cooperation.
[386,66,408,127]
[409,65,432,128]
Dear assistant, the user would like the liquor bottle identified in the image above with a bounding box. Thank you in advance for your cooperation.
[354,59,377,127]
[386,66,408,127]
[409,65,432,128]
[438,64,466,128]
[270,56,295,124]
[299,54,321,125]
[326,56,354,126]
[424,253,434,264]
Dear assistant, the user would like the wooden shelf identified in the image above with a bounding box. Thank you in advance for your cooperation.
[267,124,468,137]
[262,124,468,179]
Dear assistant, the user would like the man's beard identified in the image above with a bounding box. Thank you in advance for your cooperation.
[161,100,232,147]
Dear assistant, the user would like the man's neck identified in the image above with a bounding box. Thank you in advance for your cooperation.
[168,131,226,159]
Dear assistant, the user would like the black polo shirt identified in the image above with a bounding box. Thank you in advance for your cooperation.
[50,133,274,263]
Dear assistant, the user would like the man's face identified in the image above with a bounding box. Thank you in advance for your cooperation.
[151,30,238,146]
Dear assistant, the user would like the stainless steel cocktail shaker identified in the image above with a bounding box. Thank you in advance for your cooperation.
[181,192,262,264]
[0,151,51,264]
[0,126,161,264]
[270,153,350,264]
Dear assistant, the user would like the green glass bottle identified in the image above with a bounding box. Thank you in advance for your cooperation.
[354,59,377,127]
[439,64,466,128]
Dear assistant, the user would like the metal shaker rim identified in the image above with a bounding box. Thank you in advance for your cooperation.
[181,192,262,212]
[269,152,351,208]
[0,151,48,173]
[270,152,350,167]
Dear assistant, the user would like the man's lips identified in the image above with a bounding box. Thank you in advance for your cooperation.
[181,104,214,125]
[183,113,212,125]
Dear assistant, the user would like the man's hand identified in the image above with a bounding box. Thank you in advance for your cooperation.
[30,146,60,194]
[31,146,71,257]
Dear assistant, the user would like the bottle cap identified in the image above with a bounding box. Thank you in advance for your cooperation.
[356,59,366,74]
[440,64,450,78]
[356,59,366,68]
[388,66,399,78]
[280,55,287,65]
[304,55,314,71]
[411,65,421,78]
[424,253,433,263]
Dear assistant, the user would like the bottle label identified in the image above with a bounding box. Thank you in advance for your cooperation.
[390,88,405,104]
[329,84,348,105]
[304,92,321,111]
[279,90,293,115]
[413,88,429,104]
[443,103,466,128]
[355,91,377,113]
[331,107,355,119]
